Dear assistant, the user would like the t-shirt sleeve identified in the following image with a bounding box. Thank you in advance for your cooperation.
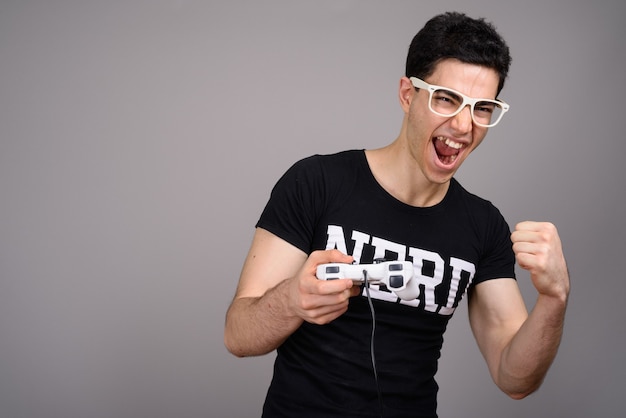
[473,203,516,285]
[255,155,326,254]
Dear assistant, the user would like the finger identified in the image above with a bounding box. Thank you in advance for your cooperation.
[309,249,354,266]
[512,227,556,247]
[515,252,537,271]
[315,278,355,295]
[514,242,551,272]
[350,285,363,297]
[512,241,547,256]
[515,220,551,232]
[299,286,353,312]
[303,250,354,293]
[511,230,533,245]
[298,268,354,297]
[514,221,558,239]
[512,226,542,243]
[305,304,350,325]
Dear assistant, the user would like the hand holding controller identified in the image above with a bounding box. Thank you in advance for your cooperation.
[316,261,418,301]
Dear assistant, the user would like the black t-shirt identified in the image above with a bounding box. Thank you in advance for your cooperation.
[256,150,515,417]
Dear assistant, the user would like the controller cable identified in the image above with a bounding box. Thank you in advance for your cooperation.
[362,269,384,418]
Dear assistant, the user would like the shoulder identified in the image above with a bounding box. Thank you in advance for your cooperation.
[258,150,366,254]
[289,149,365,172]
[449,178,492,206]
[277,149,366,189]
[448,178,513,254]
[449,178,505,219]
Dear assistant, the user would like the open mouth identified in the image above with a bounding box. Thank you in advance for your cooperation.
[433,136,463,165]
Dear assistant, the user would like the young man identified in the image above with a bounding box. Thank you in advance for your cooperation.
[224,12,569,418]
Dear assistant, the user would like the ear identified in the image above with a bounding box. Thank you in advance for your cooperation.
[398,76,414,113]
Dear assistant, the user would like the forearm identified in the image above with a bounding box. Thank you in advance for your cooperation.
[224,278,303,357]
[497,292,568,398]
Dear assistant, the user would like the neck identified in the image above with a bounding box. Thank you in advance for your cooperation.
[365,141,450,208]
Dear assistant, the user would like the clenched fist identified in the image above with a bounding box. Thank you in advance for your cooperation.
[511,221,570,301]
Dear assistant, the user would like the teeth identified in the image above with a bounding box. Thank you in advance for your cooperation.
[436,136,463,149]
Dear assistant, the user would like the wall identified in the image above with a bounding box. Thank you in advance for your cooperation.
[1,1,624,417]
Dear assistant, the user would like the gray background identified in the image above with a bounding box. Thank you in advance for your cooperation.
[1,0,624,417]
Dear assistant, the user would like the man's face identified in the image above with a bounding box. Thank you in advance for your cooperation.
[402,59,501,185]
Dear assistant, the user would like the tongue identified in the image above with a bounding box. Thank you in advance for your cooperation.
[434,138,459,157]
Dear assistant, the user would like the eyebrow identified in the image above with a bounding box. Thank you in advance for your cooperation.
[438,88,463,101]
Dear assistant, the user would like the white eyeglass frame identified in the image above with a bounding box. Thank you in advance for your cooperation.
[409,77,510,127]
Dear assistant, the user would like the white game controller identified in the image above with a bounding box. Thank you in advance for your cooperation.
[316,260,418,301]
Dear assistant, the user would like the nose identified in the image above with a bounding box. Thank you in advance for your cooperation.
[450,105,473,133]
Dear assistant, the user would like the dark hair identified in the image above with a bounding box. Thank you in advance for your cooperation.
[405,12,511,95]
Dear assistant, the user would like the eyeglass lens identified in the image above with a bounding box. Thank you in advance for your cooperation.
[431,88,504,126]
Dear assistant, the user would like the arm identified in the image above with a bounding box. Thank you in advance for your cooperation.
[469,221,570,399]
[224,228,359,357]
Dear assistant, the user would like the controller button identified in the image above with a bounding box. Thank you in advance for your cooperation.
[325,266,340,274]
[388,263,404,271]
[388,275,404,289]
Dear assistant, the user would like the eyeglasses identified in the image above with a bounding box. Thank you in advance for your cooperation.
[410,77,510,127]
